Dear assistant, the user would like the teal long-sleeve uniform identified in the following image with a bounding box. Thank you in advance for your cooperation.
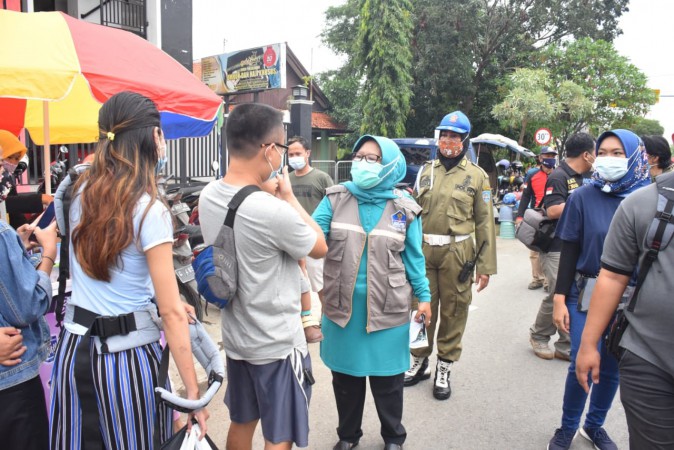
[312,195,431,376]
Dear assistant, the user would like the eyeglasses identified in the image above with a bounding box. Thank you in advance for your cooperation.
[261,142,289,155]
[352,154,382,164]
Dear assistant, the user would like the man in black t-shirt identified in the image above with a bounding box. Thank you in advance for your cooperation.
[529,133,594,361]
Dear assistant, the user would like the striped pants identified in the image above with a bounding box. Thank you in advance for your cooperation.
[49,330,173,450]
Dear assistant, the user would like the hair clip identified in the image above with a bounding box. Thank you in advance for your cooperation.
[107,131,115,141]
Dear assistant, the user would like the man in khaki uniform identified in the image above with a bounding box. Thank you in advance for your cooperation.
[405,111,497,400]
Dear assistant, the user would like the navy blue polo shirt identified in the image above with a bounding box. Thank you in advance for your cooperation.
[556,184,624,276]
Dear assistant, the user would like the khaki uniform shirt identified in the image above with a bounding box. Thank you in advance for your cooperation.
[415,157,497,275]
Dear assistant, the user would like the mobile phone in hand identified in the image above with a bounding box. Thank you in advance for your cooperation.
[29,202,56,241]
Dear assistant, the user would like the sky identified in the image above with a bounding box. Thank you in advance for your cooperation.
[614,0,674,141]
[193,0,673,141]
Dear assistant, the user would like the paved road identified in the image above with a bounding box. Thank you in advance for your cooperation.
[176,237,629,449]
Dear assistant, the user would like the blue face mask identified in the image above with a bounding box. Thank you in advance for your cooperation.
[351,160,383,189]
[155,155,167,176]
[266,147,283,181]
[155,142,168,176]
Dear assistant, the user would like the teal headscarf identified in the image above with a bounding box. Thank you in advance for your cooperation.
[343,135,407,203]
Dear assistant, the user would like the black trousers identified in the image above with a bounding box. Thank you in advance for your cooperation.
[620,350,674,449]
[0,375,49,450]
[332,370,407,445]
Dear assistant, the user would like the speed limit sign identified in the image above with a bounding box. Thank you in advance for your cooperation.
[534,128,552,145]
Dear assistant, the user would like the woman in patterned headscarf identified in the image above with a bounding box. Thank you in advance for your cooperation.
[547,129,649,450]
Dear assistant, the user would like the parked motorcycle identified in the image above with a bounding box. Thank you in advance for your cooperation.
[158,175,205,321]
[38,146,69,194]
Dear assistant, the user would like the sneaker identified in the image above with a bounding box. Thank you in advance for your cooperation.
[433,359,452,400]
[530,337,554,360]
[404,355,430,386]
[580,427,618,450]
[528,280,544,290]
[554,350,571,362]
[547,428,577,450]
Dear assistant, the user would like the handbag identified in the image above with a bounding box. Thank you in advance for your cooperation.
[161,422,219,450]
[606,178,674,359]
[515,198,556,253]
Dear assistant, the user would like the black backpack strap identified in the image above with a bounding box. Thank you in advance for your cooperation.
[224,185,261,228]
[74,315,104,449]
[153,345,171,448]
[55,168,82,326]
[626,180,674,312]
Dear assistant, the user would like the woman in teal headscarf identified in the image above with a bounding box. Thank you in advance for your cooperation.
[312,135,431,450]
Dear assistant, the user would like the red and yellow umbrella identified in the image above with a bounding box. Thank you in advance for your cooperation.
[1,10,223,191]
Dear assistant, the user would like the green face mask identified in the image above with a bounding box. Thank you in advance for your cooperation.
[351,160,383,189]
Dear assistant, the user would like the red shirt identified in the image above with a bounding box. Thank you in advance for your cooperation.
[530,170,548,206]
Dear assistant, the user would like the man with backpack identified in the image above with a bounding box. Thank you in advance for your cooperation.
[198,103,327,449]
[576,170,674,448]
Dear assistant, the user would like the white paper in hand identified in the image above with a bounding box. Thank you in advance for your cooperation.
[409,310,428,349]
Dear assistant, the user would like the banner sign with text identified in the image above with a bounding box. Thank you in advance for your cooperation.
[201,43,286,94]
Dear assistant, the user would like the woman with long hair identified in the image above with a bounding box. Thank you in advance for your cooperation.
[49,91,208,449]
[547,129,649,450]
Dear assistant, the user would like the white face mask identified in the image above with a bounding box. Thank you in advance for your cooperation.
[288,156,306,171]
[595,156,629,182]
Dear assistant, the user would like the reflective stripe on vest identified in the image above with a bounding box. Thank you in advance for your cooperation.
[323,187,419,332]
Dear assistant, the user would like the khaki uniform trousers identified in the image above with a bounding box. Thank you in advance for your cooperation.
[412,239,474,362]
[530,250,546,285]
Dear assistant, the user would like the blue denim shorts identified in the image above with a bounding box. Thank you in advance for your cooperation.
[224,350,312,447]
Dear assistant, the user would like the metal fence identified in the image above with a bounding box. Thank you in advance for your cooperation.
[313,160,352,183]
[166,127,221,184]
[312,160,336,181]
[100,0,147,38]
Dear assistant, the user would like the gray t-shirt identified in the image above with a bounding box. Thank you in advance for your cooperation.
[601,173,674,375]
[289,167,334,215]
[199,180,317,364]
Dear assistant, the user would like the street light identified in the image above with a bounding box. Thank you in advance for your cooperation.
[292,85,309,100]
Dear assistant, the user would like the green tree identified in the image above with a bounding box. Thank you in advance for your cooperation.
[319,0,364,147]
[492,68,593,148]
[356,0,414,136]
[492,68,558,145]
[541,38,656,145]
[613,117,665,136]
[406,0,629,137]
[315,67,363,148]
[319,0,630,140]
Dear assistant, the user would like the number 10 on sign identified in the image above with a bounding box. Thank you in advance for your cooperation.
[534,128,552,145]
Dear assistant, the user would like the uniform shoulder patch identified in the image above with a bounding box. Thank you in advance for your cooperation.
[482,190,491,204]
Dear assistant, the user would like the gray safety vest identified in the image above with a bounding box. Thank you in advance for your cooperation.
[323,186,421,332]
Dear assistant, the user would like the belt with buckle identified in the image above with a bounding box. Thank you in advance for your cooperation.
[423,234,471,246]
